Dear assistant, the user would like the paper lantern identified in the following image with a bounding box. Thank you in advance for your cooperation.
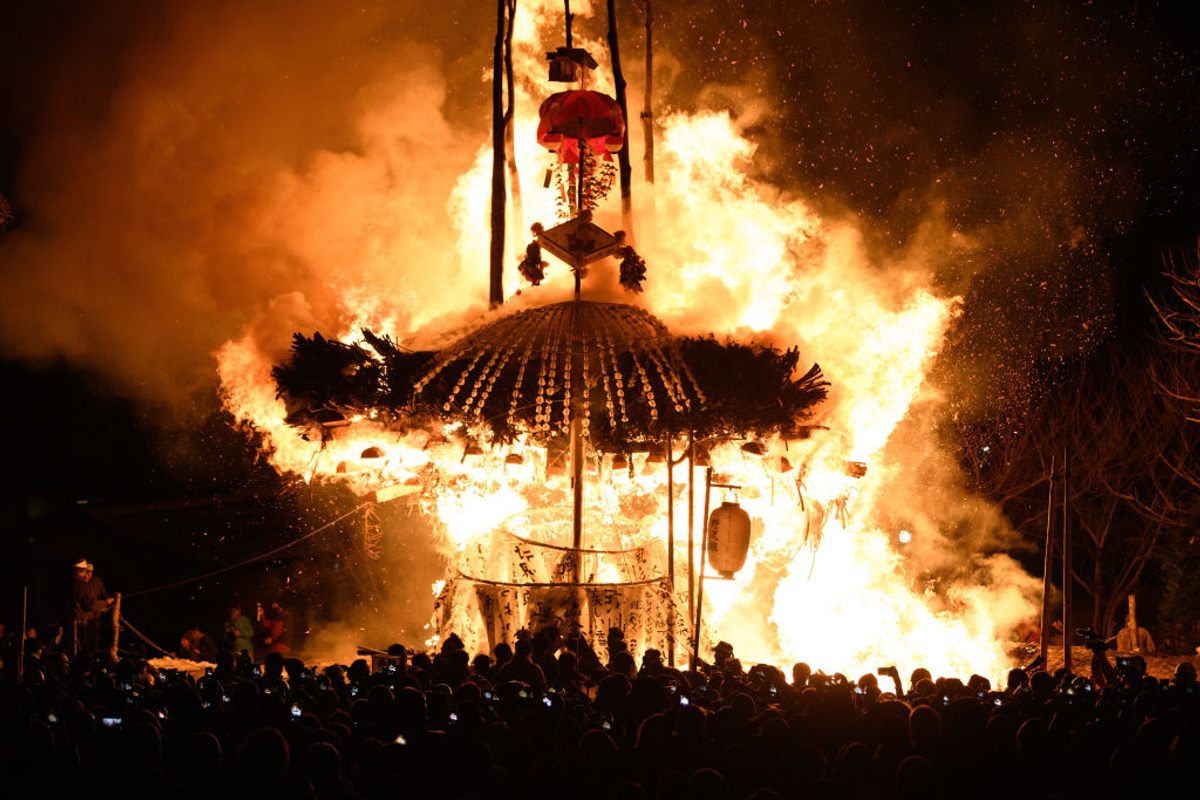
[707,501,752,578]
[537,90,625,165]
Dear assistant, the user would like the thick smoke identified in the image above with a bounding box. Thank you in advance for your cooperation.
[2,1,1191,413]
[0,1,496,415]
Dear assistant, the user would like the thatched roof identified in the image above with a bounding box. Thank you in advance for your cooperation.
[273,302,827,449]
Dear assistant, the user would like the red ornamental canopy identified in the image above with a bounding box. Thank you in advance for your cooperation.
[537,90,625,164]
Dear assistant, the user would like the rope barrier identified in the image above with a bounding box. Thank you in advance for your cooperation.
[123,503,369,599]
[119,616,171,656]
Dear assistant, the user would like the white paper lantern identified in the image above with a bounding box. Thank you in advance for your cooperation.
[707,501,752,578]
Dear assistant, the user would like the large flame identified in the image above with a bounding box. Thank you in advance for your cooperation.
[217,2,1035,679]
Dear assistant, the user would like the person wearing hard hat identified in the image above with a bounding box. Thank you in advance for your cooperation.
[72,559,113,656]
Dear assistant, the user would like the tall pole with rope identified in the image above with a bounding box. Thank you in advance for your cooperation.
[1039,453,1055,665]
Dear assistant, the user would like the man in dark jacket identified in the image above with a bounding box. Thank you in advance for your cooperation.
[72,559,112,655]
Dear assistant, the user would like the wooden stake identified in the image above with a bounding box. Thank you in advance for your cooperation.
[109,592,122,663]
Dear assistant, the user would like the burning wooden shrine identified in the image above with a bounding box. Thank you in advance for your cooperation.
[269,15,829,661]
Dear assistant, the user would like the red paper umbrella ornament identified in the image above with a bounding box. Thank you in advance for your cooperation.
[537,90,625,164]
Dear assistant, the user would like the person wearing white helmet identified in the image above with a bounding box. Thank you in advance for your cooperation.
[72,558,113,656]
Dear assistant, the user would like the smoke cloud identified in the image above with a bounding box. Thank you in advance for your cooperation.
[0,1,497,416]
[2,1,1191,415]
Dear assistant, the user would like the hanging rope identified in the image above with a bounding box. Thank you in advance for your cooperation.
[123,503,370,599]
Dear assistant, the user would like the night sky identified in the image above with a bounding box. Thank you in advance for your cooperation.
[1,1,1198,637]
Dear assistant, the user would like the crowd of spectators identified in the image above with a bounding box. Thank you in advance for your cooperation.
[2,625,1198,800]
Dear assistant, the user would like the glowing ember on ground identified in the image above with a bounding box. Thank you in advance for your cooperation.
[217,2,1037,680]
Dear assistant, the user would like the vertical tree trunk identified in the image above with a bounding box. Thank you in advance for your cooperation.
[606,0,634,235]
[642,0,655,184]
[489,0,507,307]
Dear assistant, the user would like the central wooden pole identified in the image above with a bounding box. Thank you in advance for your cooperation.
[571,309,584,584]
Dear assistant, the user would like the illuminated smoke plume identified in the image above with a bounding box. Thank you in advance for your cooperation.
[5,0,1184,674]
